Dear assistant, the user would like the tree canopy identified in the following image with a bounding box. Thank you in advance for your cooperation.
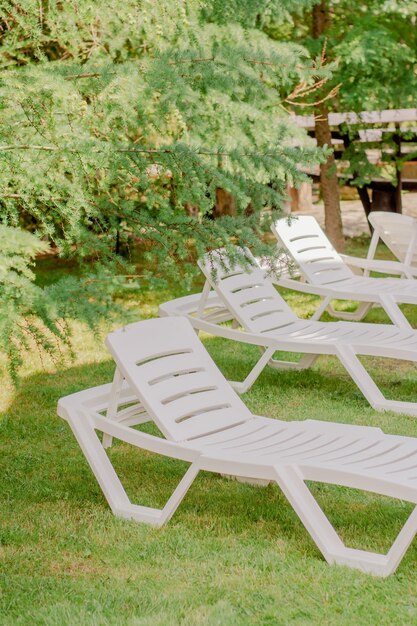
[266,0,417,245]
[0,0,325,378]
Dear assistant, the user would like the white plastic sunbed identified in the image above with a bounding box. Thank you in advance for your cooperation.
[159,247,417,416]
[365,212,417,279]
[271,215,417,328]
[57,316,417,576]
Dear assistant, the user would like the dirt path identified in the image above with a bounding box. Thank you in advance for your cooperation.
[295,192,417,237]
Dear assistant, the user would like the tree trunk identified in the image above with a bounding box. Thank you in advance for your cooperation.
[393,128,403,214]
[213,188,236,218]
[312,1,345,251]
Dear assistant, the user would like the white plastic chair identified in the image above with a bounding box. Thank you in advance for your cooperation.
[58,316,417,576]
[272,215,417,328]
[365,212,417,278]
[159,247,417,416]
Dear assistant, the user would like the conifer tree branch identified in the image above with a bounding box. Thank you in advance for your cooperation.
[0,0,326,382]
[0,144,303,158]
[168,57,215,65]
[65,72,109,79]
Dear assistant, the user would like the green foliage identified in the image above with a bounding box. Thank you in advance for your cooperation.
[330,2,417,112]
[271,0,417,188]
[0,224,48,276]
[285,0,417,112]
[204,0,317,27]
[0,225,123,381]
[323,1,417,186]
[0,0,324,271]
[0,0,326,378]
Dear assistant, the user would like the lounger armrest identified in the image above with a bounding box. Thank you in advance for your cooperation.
[90,412,201,461]
[273,277,332,297]
[340,254,416,276]
[190,316,278,348]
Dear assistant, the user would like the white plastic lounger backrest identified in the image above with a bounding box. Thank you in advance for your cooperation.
[368,212,417,267]
[198,247,298,334]
[272,216,354,285]
[105,317,252,442]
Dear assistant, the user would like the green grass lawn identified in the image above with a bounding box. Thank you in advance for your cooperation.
[2,238,417,625]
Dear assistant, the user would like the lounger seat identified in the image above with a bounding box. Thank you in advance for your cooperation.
[58,317,417,576]
[159,248,417,416]
[365,211,417,277]
[161,291,417,356]
[272,215,417,328]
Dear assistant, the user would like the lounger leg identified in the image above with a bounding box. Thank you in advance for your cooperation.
[325,301,373,322]
[196,280,212,318]
[311,296,332,321]
[274,465,417,576]
[230,347,276,394]
[378,294,412,330]
[267,352,319,371]
[102,368,124,449]
[230,346,320,393]
[311,296,372,323]
[66,409,199,527]
[274,466,345,564]
[321,294,411,328]
[337,345,417,416]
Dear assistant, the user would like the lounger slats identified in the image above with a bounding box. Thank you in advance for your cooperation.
[175,408,247,440]
[369,212,417,267]
[329,276,417,296]
[105,318,252,441]
[274,217,354,285]
[231,286,276,308]
[137,352,204,383]
[273,217,417,319]
[152,371,216,402]
[199,249,297,334]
